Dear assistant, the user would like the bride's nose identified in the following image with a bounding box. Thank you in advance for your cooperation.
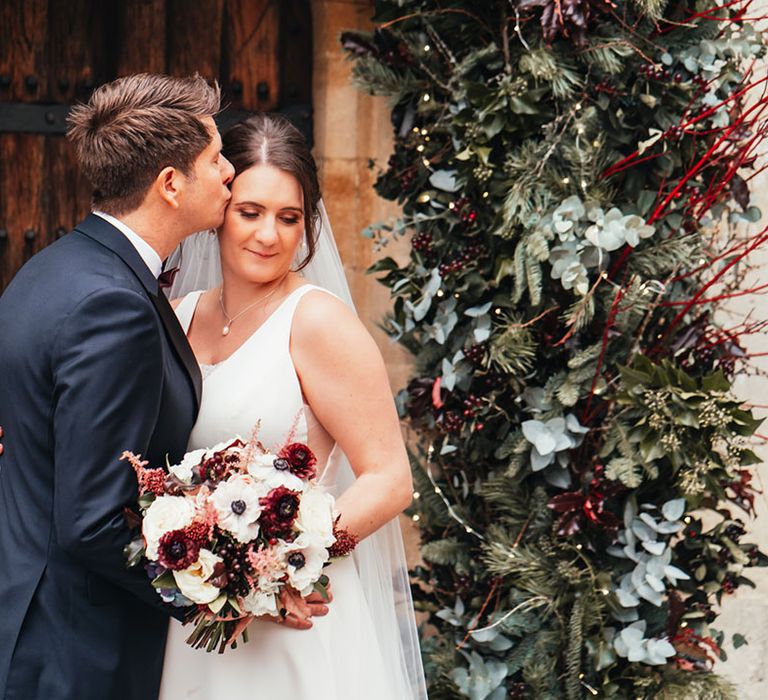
[253,216,279,246]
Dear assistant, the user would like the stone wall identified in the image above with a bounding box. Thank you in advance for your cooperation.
[311,0,420,562]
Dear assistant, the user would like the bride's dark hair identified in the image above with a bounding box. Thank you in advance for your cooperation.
[222,114,321,270]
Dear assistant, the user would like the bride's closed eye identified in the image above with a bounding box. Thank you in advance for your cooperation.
[237,210,302,226]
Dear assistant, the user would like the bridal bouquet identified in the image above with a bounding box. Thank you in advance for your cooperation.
[121,434,356,653]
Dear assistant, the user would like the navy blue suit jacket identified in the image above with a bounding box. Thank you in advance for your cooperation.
[0,215,202,700]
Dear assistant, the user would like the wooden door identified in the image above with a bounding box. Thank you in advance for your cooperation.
[0,0,312,289]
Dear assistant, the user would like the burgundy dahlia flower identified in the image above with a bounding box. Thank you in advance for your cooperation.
[259,486,301,539]
[278,443,317,479]
[157,529,200,571]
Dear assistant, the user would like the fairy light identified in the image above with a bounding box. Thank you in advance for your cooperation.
[562,177,570,185]
[494,308,502,315]
[420,128,428,136]
[422,94,431,102]
[425,457,485,542]
[424,44,431,52]
[413,491,421,500]
[436,289,445,297]
[422,158,431,168]
[454,292,460,299]
[581,180,587,189]
[577,126,585,135]
[416,144,425,153]
[412,514,420,522]
[482,191,489,198]
[592,139,600,148]
[417,192,431,203]
[412,126,420,133]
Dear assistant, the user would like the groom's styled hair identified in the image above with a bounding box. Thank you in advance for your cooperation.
[67,73,221,216]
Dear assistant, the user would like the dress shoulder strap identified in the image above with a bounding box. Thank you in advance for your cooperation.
[173,290,204,334]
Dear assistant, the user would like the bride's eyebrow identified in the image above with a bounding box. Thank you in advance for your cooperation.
[235,200,303,214]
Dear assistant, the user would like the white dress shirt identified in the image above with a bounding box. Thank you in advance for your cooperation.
[93,211,163,279]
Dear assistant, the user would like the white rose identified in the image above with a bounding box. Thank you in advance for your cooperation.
[242,589,279,617]
[143,496,196,559]
[168,448,207,483]
[173,548,223,605]
[283,534,329,595]
[296,489,336,547]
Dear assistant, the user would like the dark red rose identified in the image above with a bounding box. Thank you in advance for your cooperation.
[157,529,200,571]
[278,443,317,480]
[259,486,301,539]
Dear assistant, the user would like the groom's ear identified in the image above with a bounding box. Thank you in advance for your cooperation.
[155,166,182,210]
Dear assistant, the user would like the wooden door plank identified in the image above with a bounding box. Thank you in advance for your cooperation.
[279,0,312,106]
[45,0,110,104]
[224,0,279,112]
[44,0,110,249]
[116,0,167,75]
[167,0,224,81]
[0,0,48,287]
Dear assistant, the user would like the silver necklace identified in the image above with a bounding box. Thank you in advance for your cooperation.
[218,284,280,336]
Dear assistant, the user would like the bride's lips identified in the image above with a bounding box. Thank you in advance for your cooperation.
[245,248,278,260]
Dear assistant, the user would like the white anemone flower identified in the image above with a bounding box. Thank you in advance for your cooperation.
[282,534,329,595]
[211,474,263,543]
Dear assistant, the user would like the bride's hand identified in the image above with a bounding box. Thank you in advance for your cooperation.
[267,584,333,630]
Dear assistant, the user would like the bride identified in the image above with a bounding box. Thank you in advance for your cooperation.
[159,114,427,699]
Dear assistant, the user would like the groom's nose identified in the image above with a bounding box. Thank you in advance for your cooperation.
[221,155,235,185]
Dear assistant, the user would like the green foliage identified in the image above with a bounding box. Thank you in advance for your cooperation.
[345,1,768,697]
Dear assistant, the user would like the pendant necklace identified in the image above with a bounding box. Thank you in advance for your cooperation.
[219,284,280,336]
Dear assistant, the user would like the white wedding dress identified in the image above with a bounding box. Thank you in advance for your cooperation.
[159,285,407,700]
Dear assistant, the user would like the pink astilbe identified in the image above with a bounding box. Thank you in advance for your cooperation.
[120,451,166,496]
[193,486,219,534]
[247,545,285,581]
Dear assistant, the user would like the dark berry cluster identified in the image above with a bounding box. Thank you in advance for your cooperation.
[441,411,464,433]
[438,244,487,277]
[450,197,478,228]
[463,343,487,367]
[198,451,240,483]
[411,231,434,253]
[217,539,253,597]
[462,394,484,419]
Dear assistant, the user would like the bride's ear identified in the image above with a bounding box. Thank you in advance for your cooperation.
[155,166,182,210]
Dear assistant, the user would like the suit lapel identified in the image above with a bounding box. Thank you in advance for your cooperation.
[150,289,203,409]
[74,214,202,411]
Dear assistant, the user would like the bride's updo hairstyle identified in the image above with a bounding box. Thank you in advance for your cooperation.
[222,114,321,271]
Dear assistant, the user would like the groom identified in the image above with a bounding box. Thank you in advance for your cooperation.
[0,73,306,700]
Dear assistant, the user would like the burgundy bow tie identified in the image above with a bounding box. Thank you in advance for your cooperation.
[158,265,179,289]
